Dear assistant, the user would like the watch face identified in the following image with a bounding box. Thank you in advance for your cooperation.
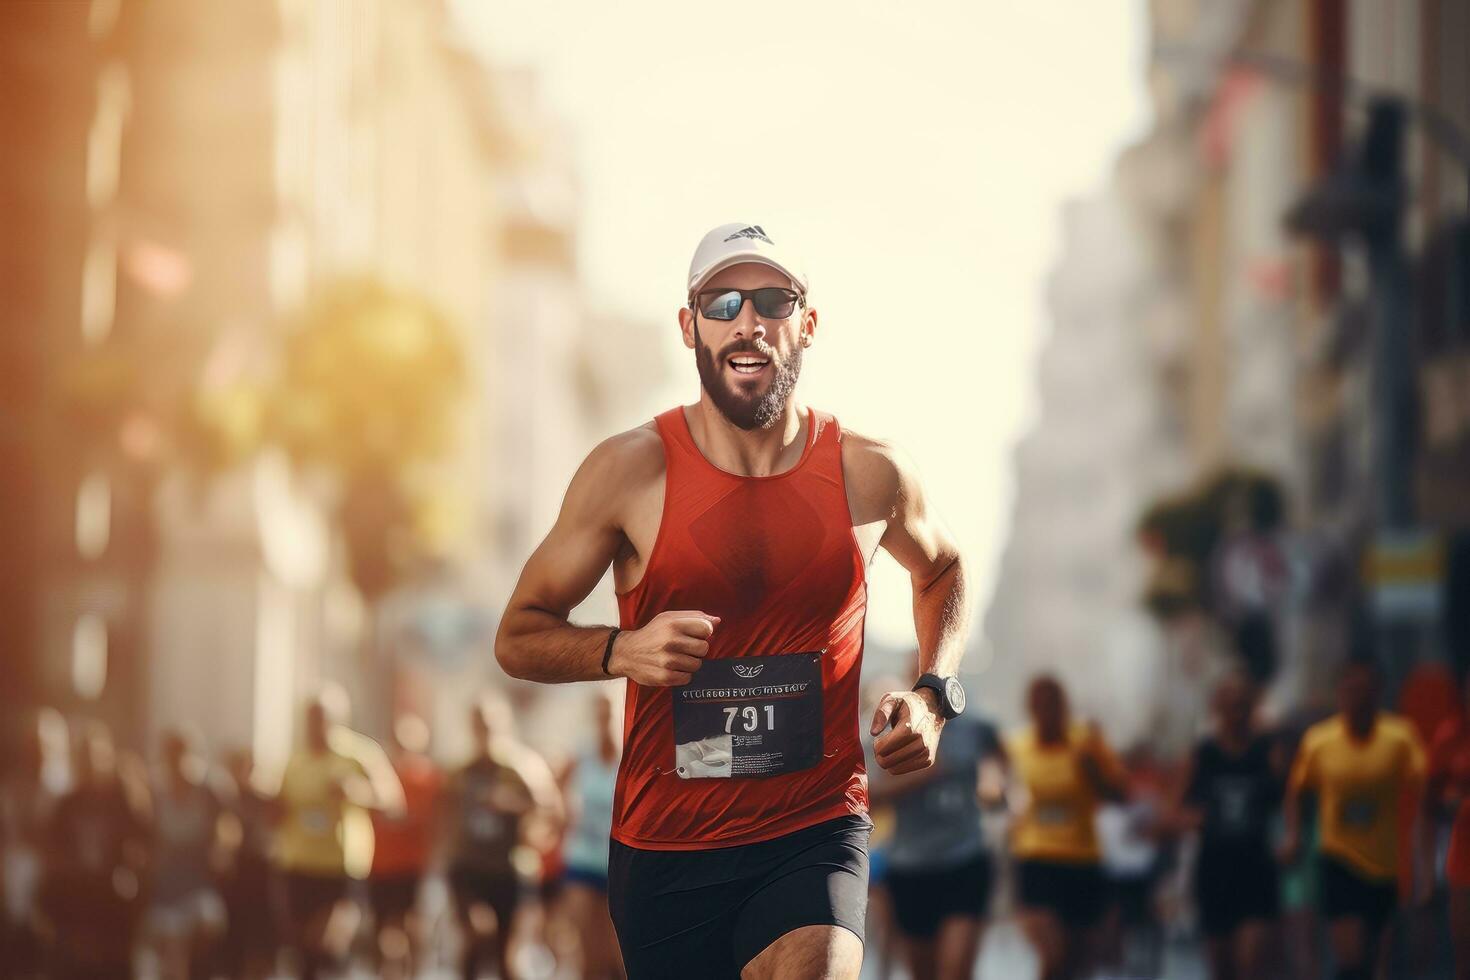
[945,677,966,715]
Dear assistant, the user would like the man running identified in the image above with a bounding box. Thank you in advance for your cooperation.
[443,693,561,980]
[1281,659,1428,980]
[560,687,625,980]
[368,714,441,980]
[146,728,229,980]
[495,222,971,979]
[273,691,401,980]
[1168,670,1284,980]
[220,747,276,980]
[41,723,151,980]
[1007,675,1128,980]
[1429,671,1470,980]
[868,658,1005,980]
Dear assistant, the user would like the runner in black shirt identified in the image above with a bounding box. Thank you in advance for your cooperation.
[1169,671,1284,980]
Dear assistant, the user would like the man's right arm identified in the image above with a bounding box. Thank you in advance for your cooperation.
[494,429,719,686]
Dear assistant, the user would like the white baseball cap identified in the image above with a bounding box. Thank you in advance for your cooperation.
[686,222,808,301]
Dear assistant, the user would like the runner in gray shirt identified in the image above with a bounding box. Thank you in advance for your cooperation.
[871,709,1006,980]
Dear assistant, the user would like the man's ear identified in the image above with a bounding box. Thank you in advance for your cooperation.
[802,305,818,347]
[678,306,697,350]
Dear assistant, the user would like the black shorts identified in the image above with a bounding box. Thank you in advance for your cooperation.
[222,854,274,952]
[1319,854,1397,931]
[1195,845,1279,937]
[449,865,521,933]
[884,851,994,939]
[1017,859,1106,929]
[369,872,421,923]
[279,870,348,930]
[608,814,871,980]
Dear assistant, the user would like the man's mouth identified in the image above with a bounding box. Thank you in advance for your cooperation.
[726,354,771,377]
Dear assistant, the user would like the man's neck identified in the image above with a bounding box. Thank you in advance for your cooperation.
[686,396,807,477]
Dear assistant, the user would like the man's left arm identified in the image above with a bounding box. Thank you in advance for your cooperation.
[854,438,970,775]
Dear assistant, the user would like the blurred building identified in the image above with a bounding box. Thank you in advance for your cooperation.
[980,193,1185,746]
[1,0,665,773]
[983,0,1469,747]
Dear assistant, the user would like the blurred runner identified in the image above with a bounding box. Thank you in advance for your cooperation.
[1168,670,1284,980]
[40,722,151,980]
[0,710,66,979]
[1096,746,1167,978]
[1281,659,1429,980]
[443,693,561,980]
[495,222,971,980]
[560,687,625,980]
[273,690,401,980]
[1428,672,1470,980]
[1007,674,1128,980]
[368,712,442,980]
[868,664,1006,980]
[219,747,276,980]
[146,728,228,980]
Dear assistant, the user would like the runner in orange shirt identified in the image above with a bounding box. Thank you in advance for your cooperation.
[1428,673,1470,980]
[368,714,442,980]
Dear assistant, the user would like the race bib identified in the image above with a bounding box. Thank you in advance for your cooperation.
[1214,778,1253,833]
[1339,796,1378,830]
[672,652,823,779]
[1035,801,1074,827]
[467,809,505,841]
[301,807,333,835]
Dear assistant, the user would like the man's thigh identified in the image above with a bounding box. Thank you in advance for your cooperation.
[732,820,870,976]
[741,923,863,980]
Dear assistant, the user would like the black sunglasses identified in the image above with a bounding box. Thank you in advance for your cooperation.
[691,287,803,321]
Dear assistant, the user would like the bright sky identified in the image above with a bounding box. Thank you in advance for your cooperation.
[455,1,1150,649]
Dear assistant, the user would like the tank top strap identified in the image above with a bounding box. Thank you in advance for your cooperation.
[808,408,840,453]
[652,406,702,474]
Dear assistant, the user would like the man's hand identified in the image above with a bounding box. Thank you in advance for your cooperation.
[609,610,720,687]
[871,690,944,775]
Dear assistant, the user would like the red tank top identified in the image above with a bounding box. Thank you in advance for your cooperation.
[611,405,870,850]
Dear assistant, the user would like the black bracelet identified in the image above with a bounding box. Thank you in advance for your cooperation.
[601,627,621,676]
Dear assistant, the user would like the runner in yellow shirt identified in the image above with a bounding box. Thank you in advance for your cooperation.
[1008,674,1129,980]
[273,690,402,980]
[1281,660,1428,980]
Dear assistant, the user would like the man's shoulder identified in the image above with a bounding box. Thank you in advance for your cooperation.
[582,422,665,484]
[837,424,906,492]
[1377,713,1423,749]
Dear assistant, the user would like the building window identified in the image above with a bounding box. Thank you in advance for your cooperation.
[80,232,117,344]
[75,472,111,560]
[72,613,109,700]
[88,0,121,39]
[85,63,129,212]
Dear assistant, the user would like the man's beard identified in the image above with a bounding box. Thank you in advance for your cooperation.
[694,324,803,431]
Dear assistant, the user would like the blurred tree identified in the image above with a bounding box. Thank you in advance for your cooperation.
[53,276,467,603]
[1137,467,1286,617]
[267,279,466,601]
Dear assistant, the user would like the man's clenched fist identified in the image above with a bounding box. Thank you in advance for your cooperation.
[871,690,944,774]
[608,610,720,687]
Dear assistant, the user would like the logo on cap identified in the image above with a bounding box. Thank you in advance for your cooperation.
[723,225,773,245]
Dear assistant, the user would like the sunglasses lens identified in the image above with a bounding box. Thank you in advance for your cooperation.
[699,290,744,320]
[752,288,798,318]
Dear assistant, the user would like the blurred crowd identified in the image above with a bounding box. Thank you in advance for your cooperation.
[4,653,1468,980]
[0,685,625,980]
[863,656,1466,980]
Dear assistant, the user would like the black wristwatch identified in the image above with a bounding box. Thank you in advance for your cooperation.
[912,673,965,719]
